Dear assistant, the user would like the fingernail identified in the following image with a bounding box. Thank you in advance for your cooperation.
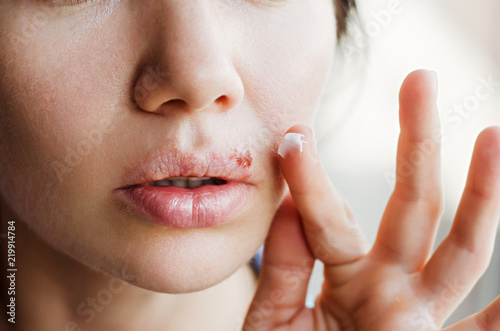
[278,133,307,159]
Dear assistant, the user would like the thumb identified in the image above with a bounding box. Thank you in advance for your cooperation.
[244,193,315,330]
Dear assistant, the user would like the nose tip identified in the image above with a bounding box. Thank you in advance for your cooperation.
[132,4,245,115]
[184,69,245,112]
[134,61,244,113]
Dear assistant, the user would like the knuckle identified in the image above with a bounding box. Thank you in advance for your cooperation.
[447,230,493,273]
[392,187,444,219]
[429,194,445,219]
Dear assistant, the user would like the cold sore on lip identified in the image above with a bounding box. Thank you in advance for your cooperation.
[230,149,253,168]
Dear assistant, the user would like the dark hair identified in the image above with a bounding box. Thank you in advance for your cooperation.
[335,0,356,39]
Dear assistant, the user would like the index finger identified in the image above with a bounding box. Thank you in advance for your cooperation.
[277,124,369,269]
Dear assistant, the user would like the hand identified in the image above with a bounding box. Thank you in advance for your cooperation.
[243,70,500,331]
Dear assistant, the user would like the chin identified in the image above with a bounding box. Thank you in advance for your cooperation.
[80,181,283,294]
[94,241,250,294]
[65,210,266,294]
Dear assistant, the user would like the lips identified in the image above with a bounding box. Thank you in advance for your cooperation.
[114,148,256,229]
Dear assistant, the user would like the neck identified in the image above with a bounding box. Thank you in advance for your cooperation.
[0,201,257,331]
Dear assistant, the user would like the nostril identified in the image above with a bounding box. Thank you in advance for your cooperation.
[163,96,229,112]
[215,95,228,106]
[164,99,186,109]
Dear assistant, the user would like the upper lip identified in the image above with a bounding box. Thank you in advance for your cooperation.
[118,147,254,188]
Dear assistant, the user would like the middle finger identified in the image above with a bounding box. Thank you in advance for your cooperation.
[372,70,444,272]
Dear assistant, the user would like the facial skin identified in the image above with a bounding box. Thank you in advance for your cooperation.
[0,0,336,295]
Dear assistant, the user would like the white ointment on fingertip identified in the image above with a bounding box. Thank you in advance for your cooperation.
[277,133,307,158]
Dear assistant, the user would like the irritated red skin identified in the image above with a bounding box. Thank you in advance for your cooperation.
[230,150,253,168]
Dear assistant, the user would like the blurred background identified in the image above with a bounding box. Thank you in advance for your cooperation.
[309,0,500,326]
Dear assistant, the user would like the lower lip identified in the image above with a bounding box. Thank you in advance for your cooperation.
[116,182,255,228]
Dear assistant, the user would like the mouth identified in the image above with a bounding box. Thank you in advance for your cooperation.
[114,148,255,229]
[148,176,228,189]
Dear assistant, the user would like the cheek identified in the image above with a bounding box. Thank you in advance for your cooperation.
[0,5,130,231]
[235,1,336,135]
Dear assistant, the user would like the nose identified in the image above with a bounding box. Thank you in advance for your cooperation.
[134,2,244,114]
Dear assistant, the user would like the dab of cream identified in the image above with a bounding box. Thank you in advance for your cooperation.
[278,133,307,158]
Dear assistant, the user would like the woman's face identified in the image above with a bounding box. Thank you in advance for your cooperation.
[0,0,336,292]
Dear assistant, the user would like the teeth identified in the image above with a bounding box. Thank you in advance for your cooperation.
[150,179,172,186]
[169,177,212,181]
[172,180,188,188]
[149,177,227,188]
[188,180,203,189]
